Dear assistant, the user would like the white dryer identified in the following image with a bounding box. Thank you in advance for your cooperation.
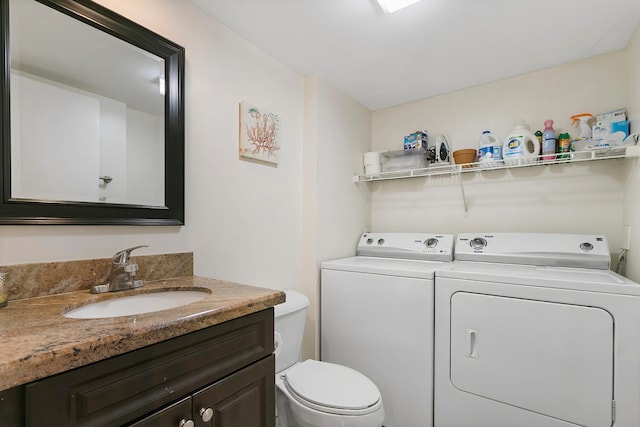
[321,233,454,427]
[435,233,640,427]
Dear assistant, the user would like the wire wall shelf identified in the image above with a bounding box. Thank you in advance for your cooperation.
[354,145,640,184]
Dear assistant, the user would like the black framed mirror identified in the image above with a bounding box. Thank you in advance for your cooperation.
[0,0,185,225]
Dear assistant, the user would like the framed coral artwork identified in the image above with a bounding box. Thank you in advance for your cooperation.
[239,101,280,165]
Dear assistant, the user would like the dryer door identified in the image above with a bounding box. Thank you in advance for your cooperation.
[450,292,613,427]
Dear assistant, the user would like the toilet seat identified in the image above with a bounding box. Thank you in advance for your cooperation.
[283,359,382,416]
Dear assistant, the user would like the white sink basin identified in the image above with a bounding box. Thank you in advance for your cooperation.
[64,289,209,319]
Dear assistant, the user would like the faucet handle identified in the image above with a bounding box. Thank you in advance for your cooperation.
[112,245,148,265]
[123,263,139,274]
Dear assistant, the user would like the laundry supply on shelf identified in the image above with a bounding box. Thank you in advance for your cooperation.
[571,113,593,139]
[404,130,428,150]
[557,132,571,159]
[503,120,540,165]
[592,108,629,148]
[541,120,557,161]
[477,130,501,168]
[535,130,543,145]
[570,113,593,153]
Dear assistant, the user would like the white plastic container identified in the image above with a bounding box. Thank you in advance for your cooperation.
[502,120,540,165]
[380,148,427,172]
[477,131,501,168]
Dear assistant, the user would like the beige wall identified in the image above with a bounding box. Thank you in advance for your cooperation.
[303,75,371,359]
[623,23,640,281]
[1,1,308,297]
[95,1,306,291]
[371,51,631,257]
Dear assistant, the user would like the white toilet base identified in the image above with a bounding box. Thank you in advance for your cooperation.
[275,364,385,427]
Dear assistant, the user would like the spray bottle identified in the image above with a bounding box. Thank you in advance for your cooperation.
[570,113,593,152]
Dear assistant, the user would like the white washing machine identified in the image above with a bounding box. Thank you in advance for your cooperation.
[435,233,640,427]
[321,233,454,427]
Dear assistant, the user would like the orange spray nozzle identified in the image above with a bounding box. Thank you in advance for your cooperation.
[570,113,593,126]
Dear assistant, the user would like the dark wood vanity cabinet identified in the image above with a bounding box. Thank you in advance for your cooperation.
[131,356,274,427]
[1,309,275,427]
[128,396,193,427]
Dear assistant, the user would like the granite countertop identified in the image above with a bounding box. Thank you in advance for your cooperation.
[0,276,285,392]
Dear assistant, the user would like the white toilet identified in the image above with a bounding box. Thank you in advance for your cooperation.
[274,290,385,427]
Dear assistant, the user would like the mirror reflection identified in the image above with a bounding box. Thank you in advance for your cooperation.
[9,0,165,206]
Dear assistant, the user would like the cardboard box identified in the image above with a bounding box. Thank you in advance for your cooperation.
[403,131,428,150]
[593,120,629,147]
[596,109,626,123]
[612,120,629,136]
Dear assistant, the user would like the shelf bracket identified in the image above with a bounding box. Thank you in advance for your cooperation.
[354,177,371,200]
[457,171,468,213]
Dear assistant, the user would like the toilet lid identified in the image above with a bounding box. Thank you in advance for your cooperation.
[283,360,381,415]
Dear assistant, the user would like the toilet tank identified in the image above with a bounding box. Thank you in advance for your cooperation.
[274,290,310,373]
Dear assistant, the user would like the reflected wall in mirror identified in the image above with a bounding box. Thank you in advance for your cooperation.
[11,0,165,206]
[0,0,185,225]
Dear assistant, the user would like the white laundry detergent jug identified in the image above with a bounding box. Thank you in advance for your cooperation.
[502,120,540,165]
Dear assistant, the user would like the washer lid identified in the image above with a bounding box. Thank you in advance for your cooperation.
[321,256,445,279]
[284,360,381,412]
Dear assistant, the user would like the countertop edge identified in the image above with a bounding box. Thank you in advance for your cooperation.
[0,276,285,391]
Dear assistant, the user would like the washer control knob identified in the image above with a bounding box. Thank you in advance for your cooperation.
[366,238,374,245]
[377,239,385,245]
[425,238,439,248]
[580,242,594,251]
[470,237,487,250]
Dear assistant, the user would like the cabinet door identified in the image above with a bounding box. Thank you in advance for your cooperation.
[193,355,275,427]
[25,309,273,427]
[128,396,192,427]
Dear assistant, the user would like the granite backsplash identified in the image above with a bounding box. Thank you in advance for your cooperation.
[0,252,193,301]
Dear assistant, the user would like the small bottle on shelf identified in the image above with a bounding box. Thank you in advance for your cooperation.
[541,120,557,161]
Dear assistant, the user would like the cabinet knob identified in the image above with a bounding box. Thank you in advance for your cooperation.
[200,407,214,422]
[179,419,194,427]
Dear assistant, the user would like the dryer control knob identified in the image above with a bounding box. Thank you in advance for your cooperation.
[470,237,487,250]
[580,242,594,251]
[425,238,439,248]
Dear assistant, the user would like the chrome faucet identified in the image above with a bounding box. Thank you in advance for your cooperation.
[91,245,148,293]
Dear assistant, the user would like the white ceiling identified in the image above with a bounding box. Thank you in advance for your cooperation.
[189,0,640,111]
